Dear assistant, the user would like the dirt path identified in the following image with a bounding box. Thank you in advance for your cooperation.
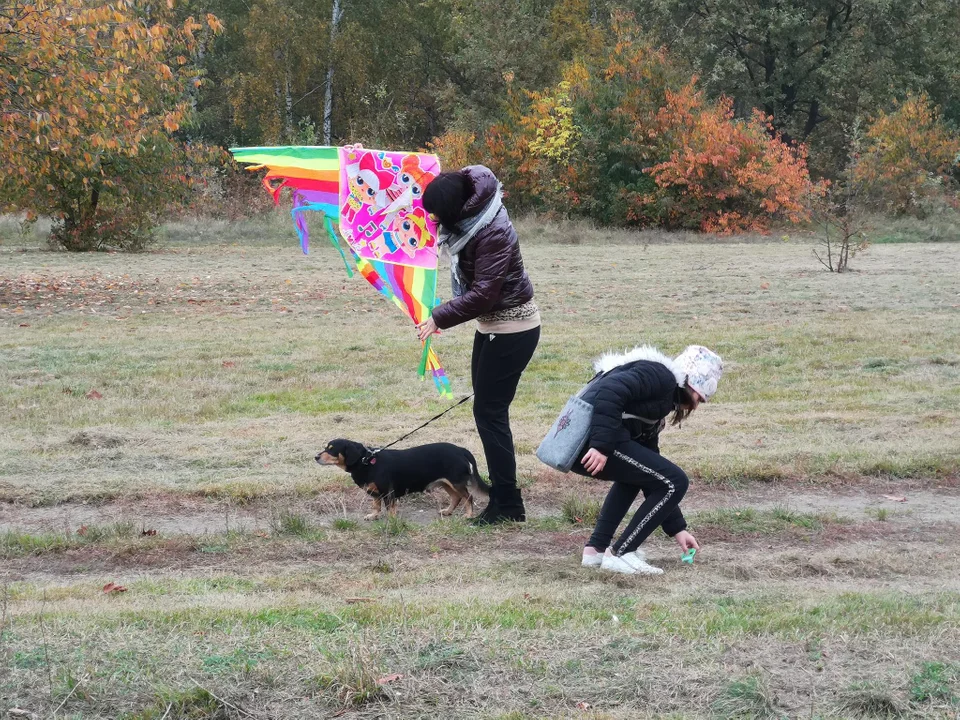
[1,478,956,535]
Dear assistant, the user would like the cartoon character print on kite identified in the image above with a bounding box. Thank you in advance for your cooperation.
[394,207,435,257]
[369,207,436,261]
[342,150,395,224]
[396,154,438,207]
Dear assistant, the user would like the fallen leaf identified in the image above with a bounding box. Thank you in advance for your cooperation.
[140,529,157,536]
[18,323,30,327]
[760,282,770,290]
[882,495,907,502]
[376,673,403,685]
[85,390,103,400]
[221,361,235,368]
[102,582,128,594]
[576,701,592,710]
[77,525,88,536]
[254,530,268,538]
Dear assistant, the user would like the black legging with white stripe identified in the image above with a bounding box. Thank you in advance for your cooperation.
[574,440,689,556]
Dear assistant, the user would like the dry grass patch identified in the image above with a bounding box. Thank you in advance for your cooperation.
[711,673,781,719]
[3,232,960,504]
[560,494,602,526]
[839,680,909,718]
[2,582,957,718]
[690,506,847,537]
[2,221,960,718]
[122,687,229,720]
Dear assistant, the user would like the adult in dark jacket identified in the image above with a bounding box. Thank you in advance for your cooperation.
[417,166,540,524]
[575,345,723,575]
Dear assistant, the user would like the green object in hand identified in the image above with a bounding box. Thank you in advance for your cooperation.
[681,548,696,564]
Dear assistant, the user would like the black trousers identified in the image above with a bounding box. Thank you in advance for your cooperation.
[574,440,689,555]
[471,327,540,492]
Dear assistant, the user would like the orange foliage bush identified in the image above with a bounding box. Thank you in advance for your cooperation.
[646,85,818,233]
[430,13,819,233]
[852,94,960,216]
[426,130,479,173]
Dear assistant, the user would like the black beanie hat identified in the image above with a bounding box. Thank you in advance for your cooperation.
[422,171,469,230]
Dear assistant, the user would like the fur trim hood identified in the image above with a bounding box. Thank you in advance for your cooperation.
[593,345,686,387]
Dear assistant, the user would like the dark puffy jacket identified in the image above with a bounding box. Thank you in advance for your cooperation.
[578,349,688,537]
[580,357,681,455]
[431,166,535,329]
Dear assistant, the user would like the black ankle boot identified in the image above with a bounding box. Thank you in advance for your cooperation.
[472,486,525,525]
[472,487,500,525]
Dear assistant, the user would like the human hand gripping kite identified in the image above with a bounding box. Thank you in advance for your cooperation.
[230,144,451,397]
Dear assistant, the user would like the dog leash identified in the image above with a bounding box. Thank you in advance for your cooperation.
[362,394,474,464]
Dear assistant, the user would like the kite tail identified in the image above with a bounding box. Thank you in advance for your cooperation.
[323,216,353,277]
[417,336,432,379]
[290,192,310,255]
[425,346,452,397]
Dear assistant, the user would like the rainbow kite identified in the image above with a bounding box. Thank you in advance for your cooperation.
[230,145,451,397]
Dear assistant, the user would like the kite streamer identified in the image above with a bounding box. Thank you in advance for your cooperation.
[230,144,451,397]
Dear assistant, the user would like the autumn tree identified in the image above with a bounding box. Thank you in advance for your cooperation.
[634,0,960,175]
[852,94,960,216]
[465,15,818,232]
[227,0,327,144]
[0,0,223,250]
[645,89,817,233]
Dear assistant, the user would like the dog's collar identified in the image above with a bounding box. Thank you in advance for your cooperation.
[360,448,381,466]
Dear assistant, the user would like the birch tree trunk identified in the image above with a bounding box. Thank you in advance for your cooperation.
[285,54,294,140]
[323,0,343,145]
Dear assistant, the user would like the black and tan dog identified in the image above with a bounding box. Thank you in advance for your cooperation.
[316,439,490,520]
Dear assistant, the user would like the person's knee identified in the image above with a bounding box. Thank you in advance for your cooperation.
[473,404,493,426]
[473,399,508,426]
[670,468,689,498]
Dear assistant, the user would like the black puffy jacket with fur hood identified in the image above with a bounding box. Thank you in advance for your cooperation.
[580,346,686,455]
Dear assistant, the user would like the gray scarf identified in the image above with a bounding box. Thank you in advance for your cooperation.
[438,186,503,298]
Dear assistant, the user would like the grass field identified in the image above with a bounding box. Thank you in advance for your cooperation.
[1,217,959,718]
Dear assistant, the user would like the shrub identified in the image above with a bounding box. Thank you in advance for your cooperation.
[0,1,224,251]
[852,94,960,217]
[646,90,817,233]
[443,12,818,233]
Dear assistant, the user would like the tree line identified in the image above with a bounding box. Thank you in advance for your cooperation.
[2,0,959,248]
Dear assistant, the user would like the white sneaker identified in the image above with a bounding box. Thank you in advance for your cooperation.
[581,551,603,568]
[621,550,663,575]
[600,553,638,574]
[600,550,663,575]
